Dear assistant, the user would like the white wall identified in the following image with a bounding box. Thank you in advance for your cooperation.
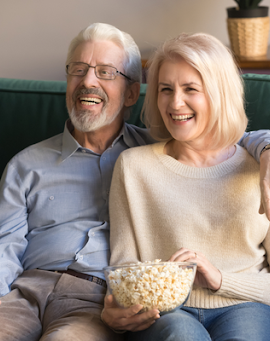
[1,0,270,81]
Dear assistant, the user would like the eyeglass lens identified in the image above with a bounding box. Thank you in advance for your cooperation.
[68,63,116,79]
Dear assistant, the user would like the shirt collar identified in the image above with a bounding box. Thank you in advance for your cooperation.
[61,119,137,161]
[121,122,143,148]
[61,119,81,162]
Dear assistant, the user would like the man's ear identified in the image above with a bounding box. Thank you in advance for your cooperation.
[124,82,140,107]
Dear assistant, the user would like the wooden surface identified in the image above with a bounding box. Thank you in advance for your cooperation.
[142,53,270,69]
[141,59,148,68]
[141,48,270,76]
[235,48,270,69]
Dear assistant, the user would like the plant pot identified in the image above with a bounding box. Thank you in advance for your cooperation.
[227,6,270,57]
[227,6,268,18]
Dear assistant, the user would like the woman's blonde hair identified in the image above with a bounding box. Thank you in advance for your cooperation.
[142,33,248,149]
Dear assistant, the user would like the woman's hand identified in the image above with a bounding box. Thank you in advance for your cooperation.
[169,248,222,291]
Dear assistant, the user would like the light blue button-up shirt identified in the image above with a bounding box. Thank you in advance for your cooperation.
[0,119,269,296]
[0,120,155,296]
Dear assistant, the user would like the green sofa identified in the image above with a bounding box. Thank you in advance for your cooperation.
[1,74,270,177]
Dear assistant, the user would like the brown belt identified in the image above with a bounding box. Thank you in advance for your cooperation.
[54,269,107,288]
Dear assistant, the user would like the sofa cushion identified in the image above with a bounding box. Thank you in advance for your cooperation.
[242,74,270,131]
[0,78,68,177]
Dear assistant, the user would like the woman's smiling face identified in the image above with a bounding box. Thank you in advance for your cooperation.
[157,57,211,145]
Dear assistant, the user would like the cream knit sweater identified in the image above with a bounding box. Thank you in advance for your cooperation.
[109,142,270,309]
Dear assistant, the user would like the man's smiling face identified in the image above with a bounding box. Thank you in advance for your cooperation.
[66,40,128,132]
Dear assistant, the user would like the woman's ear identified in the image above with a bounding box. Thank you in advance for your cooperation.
[124,82,141,107]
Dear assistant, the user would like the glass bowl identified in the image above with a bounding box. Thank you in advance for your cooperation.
[103,260,197,313]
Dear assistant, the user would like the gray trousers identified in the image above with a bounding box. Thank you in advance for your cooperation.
[0,269,123,341]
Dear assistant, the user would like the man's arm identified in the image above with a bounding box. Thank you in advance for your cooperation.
[238,130,270,162]
[239,130,270,220]
[0,162,28,296]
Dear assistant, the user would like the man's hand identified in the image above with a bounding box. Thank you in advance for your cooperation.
[101,295,160,332]
[259,149,270,220]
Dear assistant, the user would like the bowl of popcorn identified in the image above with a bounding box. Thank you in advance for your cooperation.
[103,259,197,313]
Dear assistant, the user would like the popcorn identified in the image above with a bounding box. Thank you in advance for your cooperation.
[106,260,195,312]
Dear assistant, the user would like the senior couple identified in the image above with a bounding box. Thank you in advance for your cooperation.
[0,22,270,341]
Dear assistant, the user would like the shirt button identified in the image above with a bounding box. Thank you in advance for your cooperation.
[91,232,95,236]
[102,156,106,160]
[81,149,86,153]
[49,196,54,200]
[78,255,83,260]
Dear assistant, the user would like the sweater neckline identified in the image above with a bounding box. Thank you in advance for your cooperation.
[152,142,246,178]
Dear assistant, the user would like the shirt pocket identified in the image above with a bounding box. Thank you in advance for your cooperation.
[27,191,90,230]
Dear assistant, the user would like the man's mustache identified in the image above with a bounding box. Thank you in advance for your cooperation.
[72,88,108,103]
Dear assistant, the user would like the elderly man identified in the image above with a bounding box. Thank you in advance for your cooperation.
[0,23,270,340]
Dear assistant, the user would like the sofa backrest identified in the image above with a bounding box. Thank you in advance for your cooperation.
[1,74,270,177]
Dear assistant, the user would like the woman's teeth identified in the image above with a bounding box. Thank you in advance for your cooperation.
[171,114,194,121]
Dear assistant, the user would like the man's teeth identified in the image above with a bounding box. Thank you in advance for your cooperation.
[80,97,102,105]
[171,114,194,121]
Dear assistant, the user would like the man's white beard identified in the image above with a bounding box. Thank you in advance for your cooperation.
[69,95,125,133]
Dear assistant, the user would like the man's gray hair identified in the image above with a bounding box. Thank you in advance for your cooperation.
[66,23,142,83]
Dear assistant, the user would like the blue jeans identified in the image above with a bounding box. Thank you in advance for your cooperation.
[127,302,270,341]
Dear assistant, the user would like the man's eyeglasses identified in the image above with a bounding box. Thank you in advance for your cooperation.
[66,62,132,81]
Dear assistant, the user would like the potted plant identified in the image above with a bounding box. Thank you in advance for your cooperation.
[227,0,269,57]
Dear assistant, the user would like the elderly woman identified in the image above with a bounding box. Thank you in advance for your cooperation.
[107,33,270,341]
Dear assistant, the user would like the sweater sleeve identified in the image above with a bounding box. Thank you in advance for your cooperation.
[109,154,140,266]
[215,225,270,305]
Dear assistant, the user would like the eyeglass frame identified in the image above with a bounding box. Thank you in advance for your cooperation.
[66,62,132,81]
